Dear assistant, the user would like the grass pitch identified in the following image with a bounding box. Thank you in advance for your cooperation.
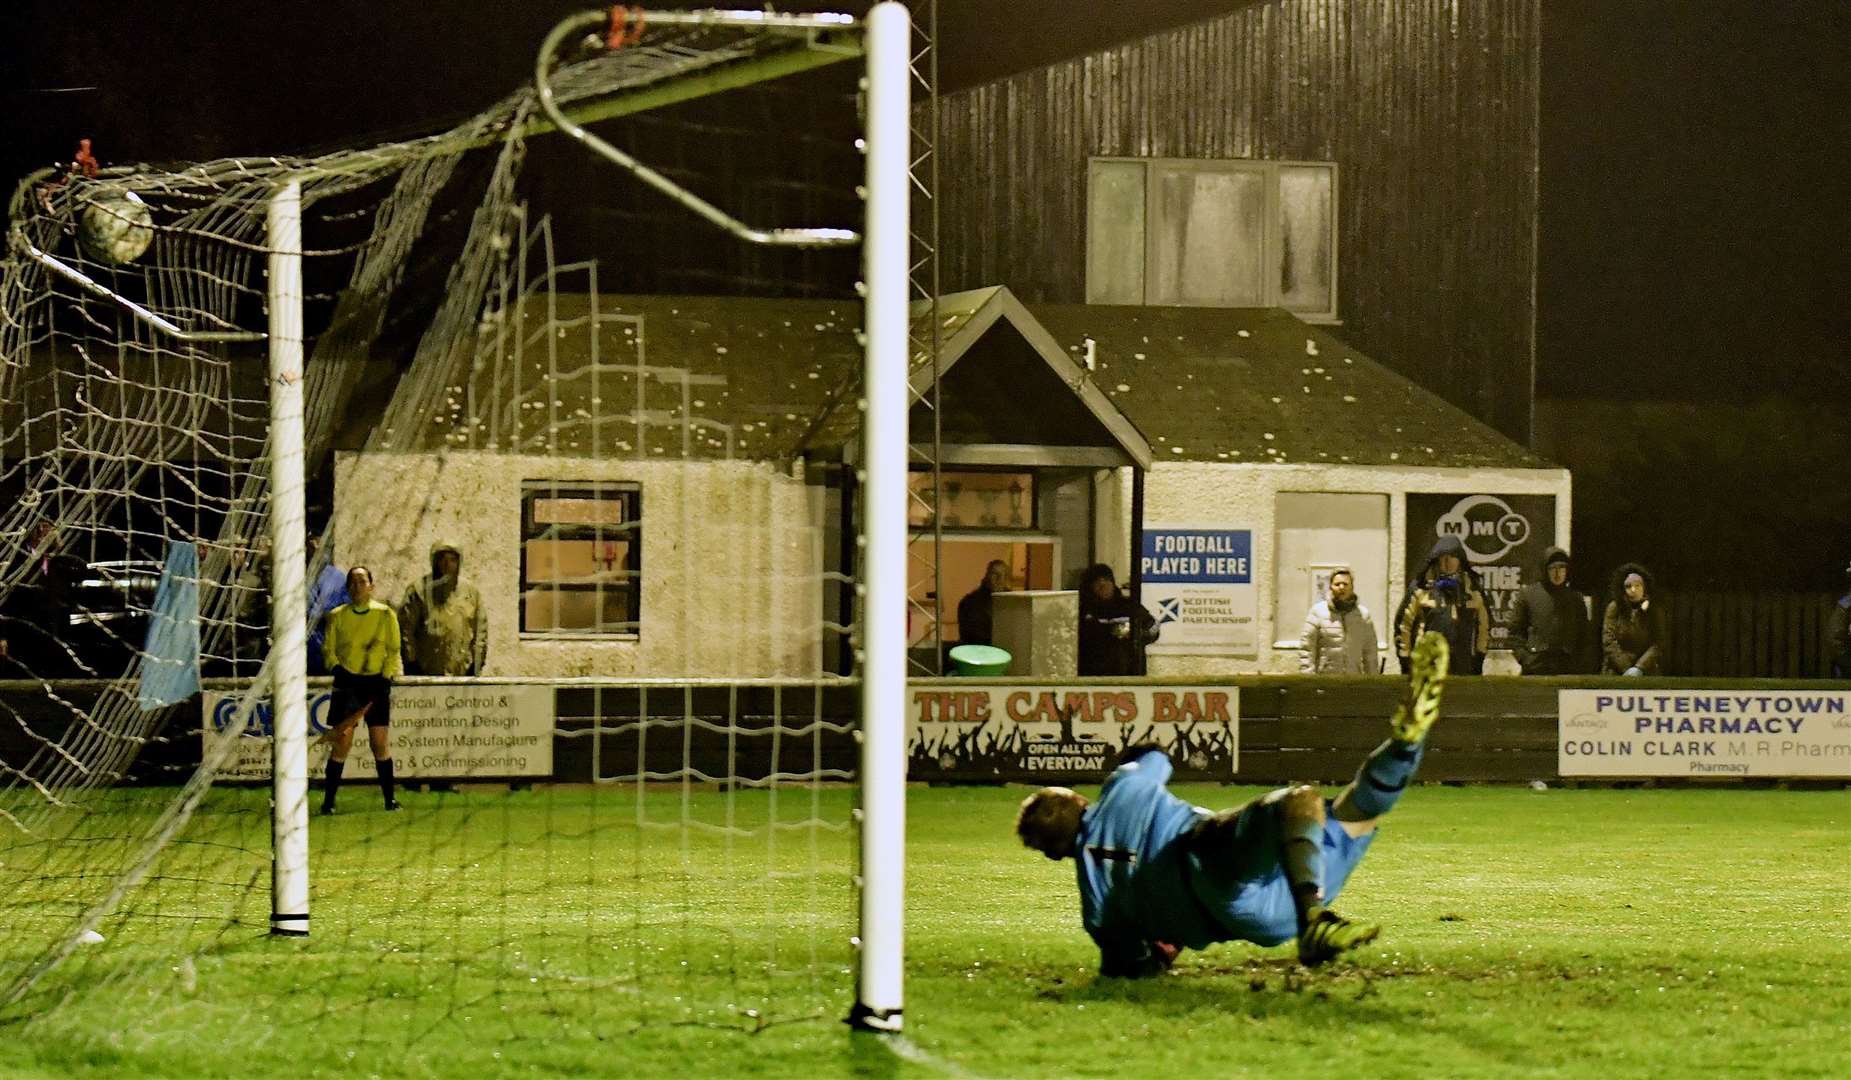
[6,783,1848,1079]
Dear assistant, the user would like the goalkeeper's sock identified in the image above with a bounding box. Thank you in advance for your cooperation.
[1346,738,1424,819]
[378,757,397,808]
[1280,815,1325,934]
[322,759,344,812]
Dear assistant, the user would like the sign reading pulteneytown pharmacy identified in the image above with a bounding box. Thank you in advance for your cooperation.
[1558,689,1851,777]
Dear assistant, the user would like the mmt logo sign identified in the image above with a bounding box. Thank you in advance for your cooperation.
[1435,495,1531,564]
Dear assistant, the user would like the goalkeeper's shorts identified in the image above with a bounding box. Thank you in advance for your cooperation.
[1184,796,1377,947]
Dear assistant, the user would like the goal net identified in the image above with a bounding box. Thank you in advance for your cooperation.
[0,5,913,1070]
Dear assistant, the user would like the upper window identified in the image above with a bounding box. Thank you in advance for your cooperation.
[520,481,641,638]
[907,470,1037,531]
[1087,158,1337,321]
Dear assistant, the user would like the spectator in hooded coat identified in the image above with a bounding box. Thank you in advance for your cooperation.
[1602,562,1668,676]
[399,540,487,677]
[1508,546,1594,675]
[1394,534,1489,675]
[1077,564,1159,677]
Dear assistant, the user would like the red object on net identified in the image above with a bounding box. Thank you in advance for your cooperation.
[607,5,646,49]
[71,138,99,179]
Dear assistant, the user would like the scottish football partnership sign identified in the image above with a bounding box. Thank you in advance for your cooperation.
[1139,526,1256,656]
[1559,690,1851,777]
[203,684,555,780]
[1405,494,1556,649]
[909,684,1238,783]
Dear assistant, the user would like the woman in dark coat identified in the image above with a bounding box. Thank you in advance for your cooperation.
[1602,562,1668,676]
[1077,564,1159,676]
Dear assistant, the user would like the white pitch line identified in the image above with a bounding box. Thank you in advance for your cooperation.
[874,1033,993,1080]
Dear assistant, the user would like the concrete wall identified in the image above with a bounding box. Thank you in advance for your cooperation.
[333,450,824,678]
[1106,462,1573,676]
[329,450,1567,679]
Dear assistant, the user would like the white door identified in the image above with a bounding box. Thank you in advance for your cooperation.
[1272,493,1390,657]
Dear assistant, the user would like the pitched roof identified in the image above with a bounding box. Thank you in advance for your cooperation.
[1026,303,1553,469]
[396,289,1548,471]
[425,289,1150,466]
[408,293,860,461]
[803,286,1151,466]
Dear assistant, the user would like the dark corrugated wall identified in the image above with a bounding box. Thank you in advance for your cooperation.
[935,0,1540,442]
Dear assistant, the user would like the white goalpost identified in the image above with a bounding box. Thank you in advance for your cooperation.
[851,0,912,1033]
[264,180,311,939]
[524,1,914,1029]
[0,1,918,1054]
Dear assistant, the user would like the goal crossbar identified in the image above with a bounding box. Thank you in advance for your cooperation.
[6,6,864,344]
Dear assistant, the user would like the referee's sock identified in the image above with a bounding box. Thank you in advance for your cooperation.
[1347,738,1424,819]
[378,757,397,807]
[322,759,344,811]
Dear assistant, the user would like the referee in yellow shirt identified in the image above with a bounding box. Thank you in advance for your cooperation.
[320,566,403,813]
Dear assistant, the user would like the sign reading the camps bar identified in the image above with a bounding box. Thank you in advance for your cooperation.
[202,684,554,781]
[908,684,1238,783]
[1139,526,1256,656]
[1405,494,1556,650]
[1558,689,1851,777]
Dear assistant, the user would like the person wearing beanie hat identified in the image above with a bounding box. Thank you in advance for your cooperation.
[1508,546,1594,675]
[1077,563,1159,676]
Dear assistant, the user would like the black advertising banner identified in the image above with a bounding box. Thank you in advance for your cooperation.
[1404,494,1557,650]
[907,685,1238,783]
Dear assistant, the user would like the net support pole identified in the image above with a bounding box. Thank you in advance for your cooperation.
[267,179,311,938]
[849,0,910,1033]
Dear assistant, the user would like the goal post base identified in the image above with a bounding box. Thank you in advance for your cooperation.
[845,1002,903,1033]
[269,913,309,938]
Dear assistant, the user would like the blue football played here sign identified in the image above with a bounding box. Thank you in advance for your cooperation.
[1140,527,1257,656]
[1141,529,1253,583]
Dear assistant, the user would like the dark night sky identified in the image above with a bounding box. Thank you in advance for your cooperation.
[4,0,1847,406]
[1538,1,1851,403]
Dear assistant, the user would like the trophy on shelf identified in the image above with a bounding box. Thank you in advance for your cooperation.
[975,482,1000,526]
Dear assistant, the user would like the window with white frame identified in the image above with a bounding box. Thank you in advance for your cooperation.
[520,481,641,637]
[1087,158,1337,321]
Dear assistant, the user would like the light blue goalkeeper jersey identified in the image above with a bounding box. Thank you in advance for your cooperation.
[1074,750,1382,973]
[1073,750,1217,969]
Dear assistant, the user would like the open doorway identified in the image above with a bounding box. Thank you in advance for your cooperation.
[908,536,1058,652]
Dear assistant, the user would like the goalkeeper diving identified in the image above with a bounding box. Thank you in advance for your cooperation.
[1015,631,1452,975]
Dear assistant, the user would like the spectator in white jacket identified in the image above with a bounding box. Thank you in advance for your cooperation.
[1300,569,1380,674]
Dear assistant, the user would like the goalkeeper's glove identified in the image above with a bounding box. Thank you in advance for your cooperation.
[1114,743,1167,766]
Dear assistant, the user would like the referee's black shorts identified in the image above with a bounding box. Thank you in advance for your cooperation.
[330,667,393,728]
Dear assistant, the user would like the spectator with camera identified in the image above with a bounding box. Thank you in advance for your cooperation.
[1394,535,1489,675]
[1077,563,1158,677]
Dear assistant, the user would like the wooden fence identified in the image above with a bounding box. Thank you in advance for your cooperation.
[6,674,1846,790]
[1662,592,1841,678]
